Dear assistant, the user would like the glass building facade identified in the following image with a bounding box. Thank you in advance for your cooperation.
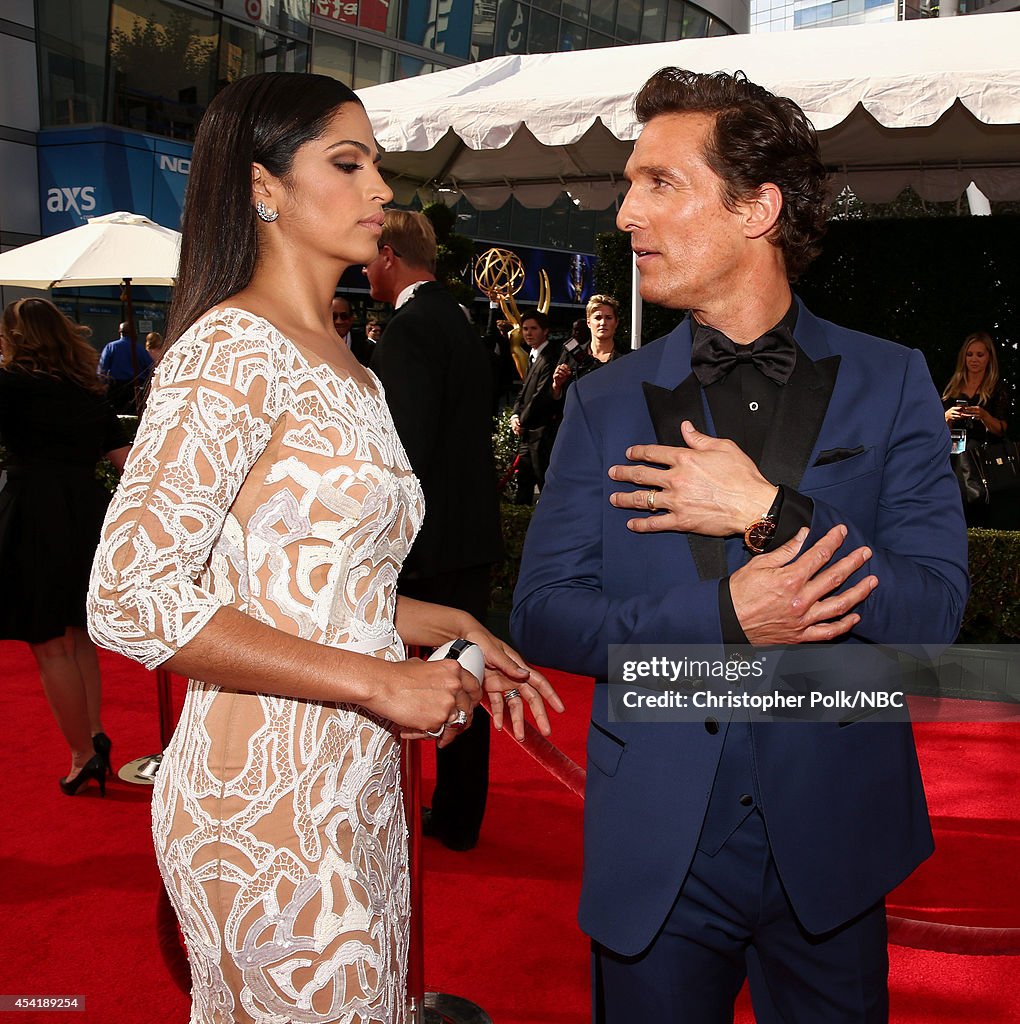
[752,0,999,31]
[752,0,933,33]
[37,0,743,138]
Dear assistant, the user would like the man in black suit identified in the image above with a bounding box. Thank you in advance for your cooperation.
[366,210,503,850]
[331,295,374,366]
[510,311,562,504]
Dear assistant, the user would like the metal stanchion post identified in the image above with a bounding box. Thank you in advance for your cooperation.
[119,667,174,785]
[401,736,493,1024]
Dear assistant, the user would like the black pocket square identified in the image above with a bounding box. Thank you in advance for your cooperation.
[813,446,865,467]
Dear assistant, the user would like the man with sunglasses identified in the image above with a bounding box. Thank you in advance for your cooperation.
[331,295,373,366]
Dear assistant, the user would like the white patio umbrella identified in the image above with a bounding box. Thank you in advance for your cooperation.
[0,210,181,403]
[0,211,180,291]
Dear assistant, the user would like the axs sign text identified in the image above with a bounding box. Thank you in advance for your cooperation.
[47,186,97,215]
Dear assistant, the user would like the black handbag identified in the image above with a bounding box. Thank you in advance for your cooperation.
[951,439,1020,505]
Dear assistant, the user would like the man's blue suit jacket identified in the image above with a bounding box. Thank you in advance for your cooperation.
[511,300,969,957]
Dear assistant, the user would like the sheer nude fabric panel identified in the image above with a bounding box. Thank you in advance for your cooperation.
[88,309,424,1023]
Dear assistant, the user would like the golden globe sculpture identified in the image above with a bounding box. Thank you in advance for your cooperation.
[474,246,525,300]
[474,247,551,380]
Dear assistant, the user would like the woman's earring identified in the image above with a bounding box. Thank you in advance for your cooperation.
[256,200,279,223]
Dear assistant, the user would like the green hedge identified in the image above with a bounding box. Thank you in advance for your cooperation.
[491,504,1020,642]
[491,503,534,613]
[960,529,1020,642]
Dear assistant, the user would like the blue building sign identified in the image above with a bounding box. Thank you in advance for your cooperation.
[403,0,474,58]
[37,127,192,235]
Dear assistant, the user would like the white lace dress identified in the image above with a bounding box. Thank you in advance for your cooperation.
[88,308,424,1024]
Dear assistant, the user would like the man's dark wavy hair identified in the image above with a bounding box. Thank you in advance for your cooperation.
[635,67,828,280]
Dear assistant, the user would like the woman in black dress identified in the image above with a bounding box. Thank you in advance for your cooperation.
[942,331,1012,529]
[0,298,130,795]
[942,331,1010,442]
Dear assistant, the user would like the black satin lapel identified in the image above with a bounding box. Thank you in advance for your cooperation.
[759,348,841,490]
[642,374,706,445]
[642,376,726,582]
[522,355,539,402]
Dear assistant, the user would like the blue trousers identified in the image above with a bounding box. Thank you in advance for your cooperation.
[593,811,888,1023]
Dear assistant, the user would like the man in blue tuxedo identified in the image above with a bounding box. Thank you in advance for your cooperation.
[511,68,968,1022]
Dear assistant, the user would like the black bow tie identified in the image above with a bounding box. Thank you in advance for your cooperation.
[690,321,797,387]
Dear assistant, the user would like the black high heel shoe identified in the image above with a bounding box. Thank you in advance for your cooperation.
[92,732,113,777]
[59,755,107,797]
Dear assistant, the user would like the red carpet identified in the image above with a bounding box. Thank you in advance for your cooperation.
[1,640,1018,1023]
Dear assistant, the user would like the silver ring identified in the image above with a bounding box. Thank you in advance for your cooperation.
[503,688,522,701]
[451,708,469,728]
[425,724,446,738]
[646,489,657,512]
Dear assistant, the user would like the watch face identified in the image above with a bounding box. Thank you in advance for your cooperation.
[747,519,777,552]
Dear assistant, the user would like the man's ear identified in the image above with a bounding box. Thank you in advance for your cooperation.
[742,182,783,240]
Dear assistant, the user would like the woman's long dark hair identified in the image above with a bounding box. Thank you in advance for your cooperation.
[166,73,362,345]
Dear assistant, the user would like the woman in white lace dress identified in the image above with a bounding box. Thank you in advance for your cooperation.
[87,73,560,1024]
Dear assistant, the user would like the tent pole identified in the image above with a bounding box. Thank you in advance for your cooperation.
[630,252,642,349]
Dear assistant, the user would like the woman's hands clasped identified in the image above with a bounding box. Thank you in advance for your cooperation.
[366,656,482,749]
[382,625,564,746]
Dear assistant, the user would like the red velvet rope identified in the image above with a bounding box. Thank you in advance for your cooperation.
[887,916,1020,957]
[497,713,586,798]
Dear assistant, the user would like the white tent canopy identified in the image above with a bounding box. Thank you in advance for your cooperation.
[360,12,1020,210]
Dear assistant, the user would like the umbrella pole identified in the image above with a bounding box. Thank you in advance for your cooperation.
[120,277,143,415]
